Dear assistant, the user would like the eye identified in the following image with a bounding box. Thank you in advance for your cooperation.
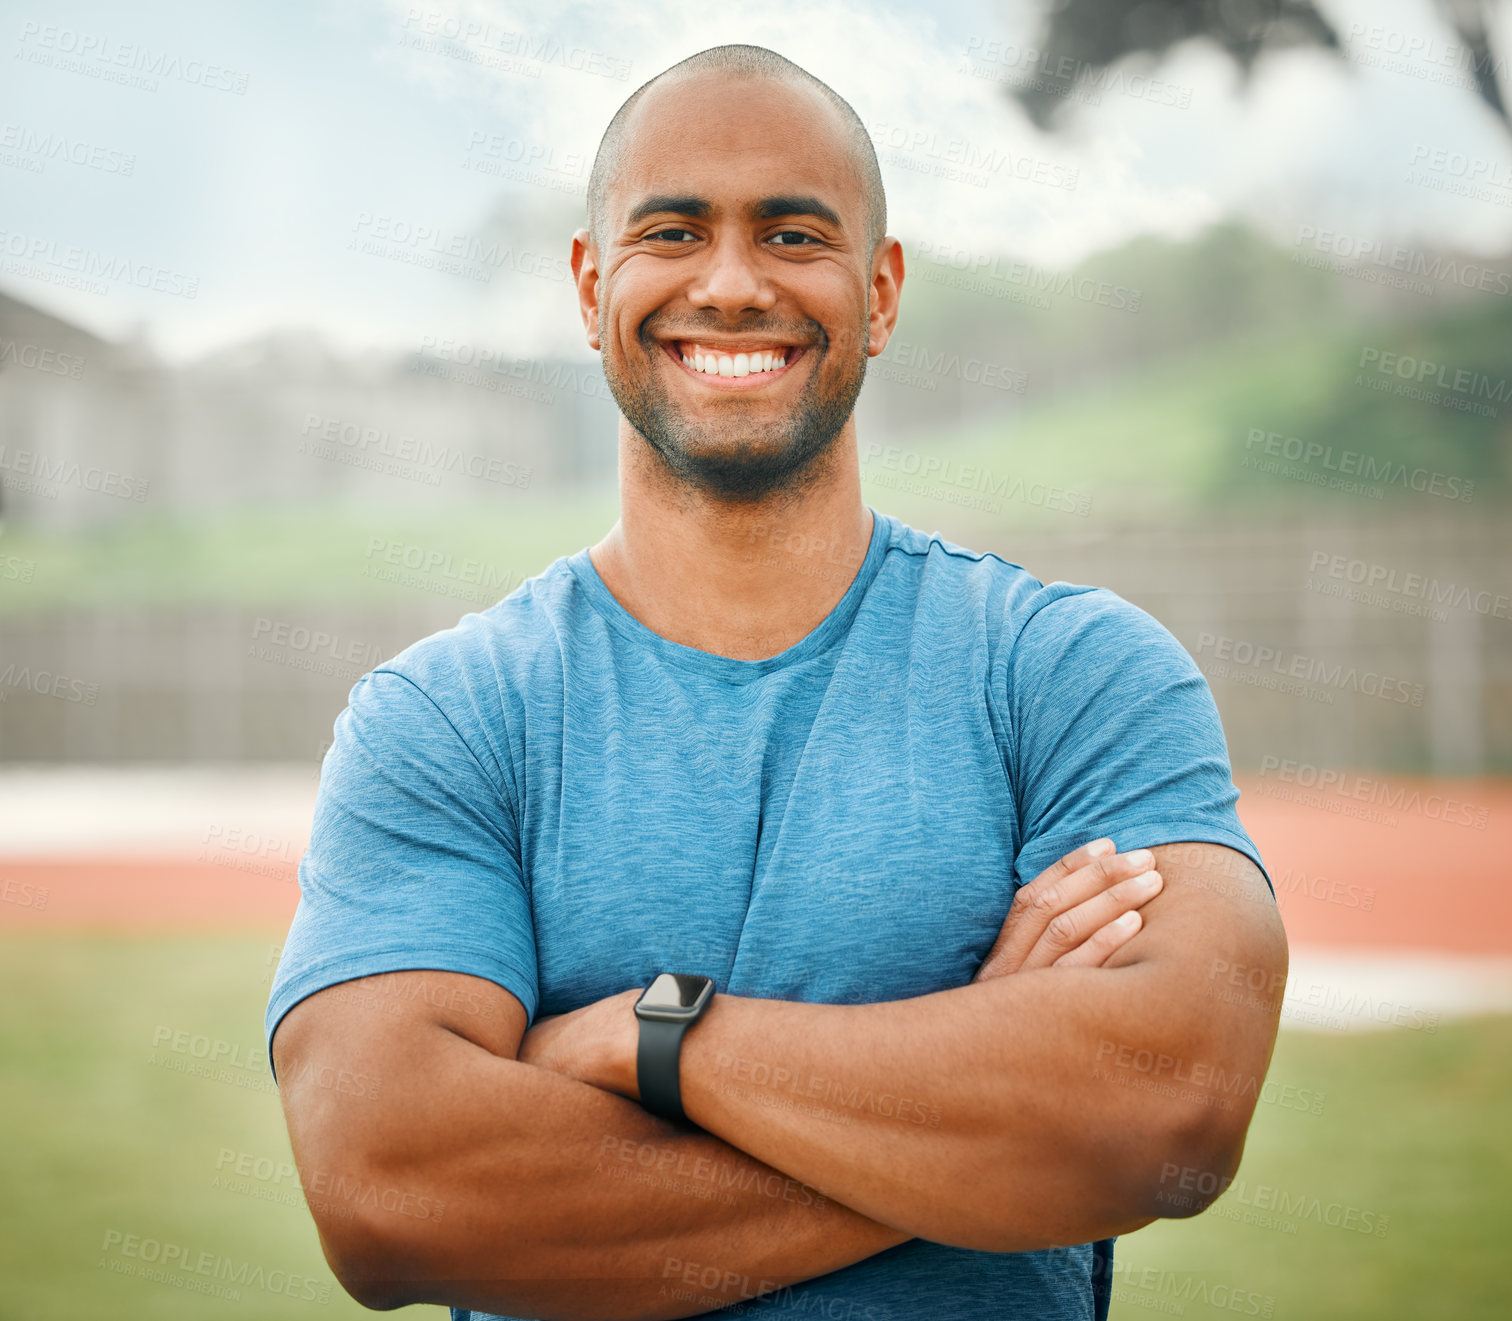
[769,230,819,246]
[647,227,698,242]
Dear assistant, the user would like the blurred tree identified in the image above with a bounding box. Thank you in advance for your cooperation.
[1014,0,1508,128]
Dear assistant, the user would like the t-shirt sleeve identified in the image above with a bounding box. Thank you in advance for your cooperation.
[1005,585,1272,895]
[265,665,538,1070]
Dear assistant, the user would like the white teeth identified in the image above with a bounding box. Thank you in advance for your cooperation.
[678,345,790,376]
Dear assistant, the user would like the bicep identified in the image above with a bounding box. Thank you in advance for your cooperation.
[273,972,527,1198]
[1109,841,1289,1043]
[274,968,528,1076]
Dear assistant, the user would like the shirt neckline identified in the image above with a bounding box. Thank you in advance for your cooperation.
[566,506,891,681]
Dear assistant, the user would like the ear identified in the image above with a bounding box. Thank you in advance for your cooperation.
[571,228,601,351]
[867,237,905,357]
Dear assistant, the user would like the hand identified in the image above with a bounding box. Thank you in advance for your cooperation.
[516,987,642,1098]
[973,839,1163,981]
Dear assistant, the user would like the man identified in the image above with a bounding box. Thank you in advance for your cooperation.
[268,44,1287,1321]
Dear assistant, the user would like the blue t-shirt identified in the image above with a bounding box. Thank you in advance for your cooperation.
[268,506,1267,1321]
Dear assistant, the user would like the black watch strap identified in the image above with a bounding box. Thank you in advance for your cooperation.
[637,1015,691,1122]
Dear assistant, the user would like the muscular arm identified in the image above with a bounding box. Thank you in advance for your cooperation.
[658,841,1288,1251]
[532,841,1287,1254]
[273,972,909,1318]
[273,839,1241,1313]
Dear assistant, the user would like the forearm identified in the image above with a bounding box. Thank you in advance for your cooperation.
[311,1022,910,1318]
[677,954,1278,1251]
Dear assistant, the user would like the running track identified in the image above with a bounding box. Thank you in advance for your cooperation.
[3,775,1508,955]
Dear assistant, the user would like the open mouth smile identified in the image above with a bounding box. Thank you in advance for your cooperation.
[662,339,809,389]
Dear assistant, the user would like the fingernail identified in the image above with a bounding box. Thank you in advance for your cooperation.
[1125,849,1154,869]
[1117,910,1141,928]
[1133,870,1162,889]
[1089,839,1115,857]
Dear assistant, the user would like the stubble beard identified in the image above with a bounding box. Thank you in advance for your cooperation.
[600,311,870,504]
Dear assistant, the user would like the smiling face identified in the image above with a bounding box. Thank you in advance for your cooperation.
[579,71,890,502]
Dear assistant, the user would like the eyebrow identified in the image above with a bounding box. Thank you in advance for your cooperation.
[624,194,844,230]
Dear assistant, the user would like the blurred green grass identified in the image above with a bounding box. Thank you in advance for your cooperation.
[2,933,1508,1318]
[0,932,448,1320]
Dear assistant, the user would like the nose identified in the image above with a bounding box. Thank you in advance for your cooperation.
[686,231,777,317]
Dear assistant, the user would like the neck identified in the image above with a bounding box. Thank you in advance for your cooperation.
[588,419,875,661]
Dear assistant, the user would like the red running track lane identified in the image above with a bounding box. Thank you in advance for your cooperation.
[1233,775,1512,954]
[2,778,1508,952]
[0,857,300,930]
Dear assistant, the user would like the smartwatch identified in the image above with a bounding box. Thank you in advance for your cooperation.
[634,973,716,1123]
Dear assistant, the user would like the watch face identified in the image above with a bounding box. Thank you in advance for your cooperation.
[637,973,713,1018]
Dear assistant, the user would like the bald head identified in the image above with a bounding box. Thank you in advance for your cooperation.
[586,44,886,257]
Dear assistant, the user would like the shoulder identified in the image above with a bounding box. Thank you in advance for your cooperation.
[1005,583,1192,671]
[336,554,583,799]
[372,553,577,701]
[872,513,1050,633]
[871,515,1177,661]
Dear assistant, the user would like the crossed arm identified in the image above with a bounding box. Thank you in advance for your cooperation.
[272,838,1286,1317]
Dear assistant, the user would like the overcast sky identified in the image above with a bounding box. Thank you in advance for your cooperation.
[2,0,1510,362]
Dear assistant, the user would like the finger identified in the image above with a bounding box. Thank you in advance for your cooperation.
[974,840,1114,979]
[981,846,1155,979]
[1052,907,1144,969]
[1019,869,1163,971]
